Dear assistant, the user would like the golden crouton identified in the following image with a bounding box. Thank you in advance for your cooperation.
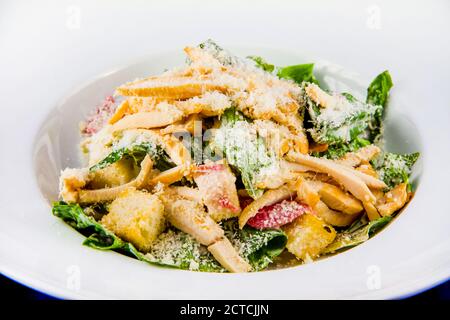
[88,159,137,189]
[101,188,165,252]
[283,213,336,261]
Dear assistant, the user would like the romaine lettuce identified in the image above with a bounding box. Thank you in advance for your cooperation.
[372,152,420,189]
[90,142,175,172]
[304,88,382,154]
[366,70,393,109]
[212,108,276,199]
[366,70,393,140]
[247,55,275,72]
[277,63,319,85]
[323,216,392,253]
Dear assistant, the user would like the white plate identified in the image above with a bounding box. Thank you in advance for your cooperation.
[1,0,449,300]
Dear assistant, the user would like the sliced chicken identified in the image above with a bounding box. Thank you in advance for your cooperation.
[208,238,251,273]
[376,183,408,216]
[162,196,250,273]
[160,133,192,167]
[149,165,188,186]
[111,109,184,132]
[163,198,224,246]
[363,201,381,221]
[160,114,202,135]
[287,152,377,204]
[308,142,329,154]
[356,163,379,178]
[115,76,228,99]
[311,181,363,215]
[312,200,360,227]
[295,178,361,226]
[340,165,386,189]
[336,145,381,167]
[108,97,164,125]
[294,177,321,208]
[304,83,336,108]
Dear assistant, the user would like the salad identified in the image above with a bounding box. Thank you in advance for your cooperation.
[55,40,419,273]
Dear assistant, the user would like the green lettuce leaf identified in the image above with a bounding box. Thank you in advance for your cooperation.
[372,152,420,189]
[304,88,382,155]
[52,202,147,257]
[367,70,393,108]
[316,137,371,159]
[277,63,319,85]
[212,108,276,199]
[52,202,287,272]
[366,70,393,139]
[323,216,392,254]
[222,220,287,271]
[89,142,175,172]
[247,55,275,72]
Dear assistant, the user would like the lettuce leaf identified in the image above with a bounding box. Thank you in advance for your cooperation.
[247,55,275,72]
[372,152,420,189]
[212,108,276,199]
[52,202,287,272]
[366,70,393,140]
[222,220,287,271]
[52,202,147,256]
[323,216,392,254]
[305,89,382,154]
[89,142,175,172]
[277,63,319,85]
[315,137,371,159]
[367,70,393,108]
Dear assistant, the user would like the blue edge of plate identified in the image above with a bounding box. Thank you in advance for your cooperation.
[1,271,449,300]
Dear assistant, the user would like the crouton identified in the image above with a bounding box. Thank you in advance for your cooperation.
[101,188,165,252]
[88,159,137,189]
[283,213,336,261]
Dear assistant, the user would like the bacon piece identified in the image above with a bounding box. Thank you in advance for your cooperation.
[247,200,310,230]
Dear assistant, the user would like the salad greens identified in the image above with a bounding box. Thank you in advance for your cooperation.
[52,202,287,272]
[247,55,275,72]
[212,108,276,199]
[366,70,393,109]
[307,71,393,159]
[277,63,319,85]
[53,201,144,254]
[373,152,420,189]
[222,220,287,271]
[366,70,393,140]
[90,142,175,172]
[305,91,382,148]
[248,55,319,85]
[323,216,392,254]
